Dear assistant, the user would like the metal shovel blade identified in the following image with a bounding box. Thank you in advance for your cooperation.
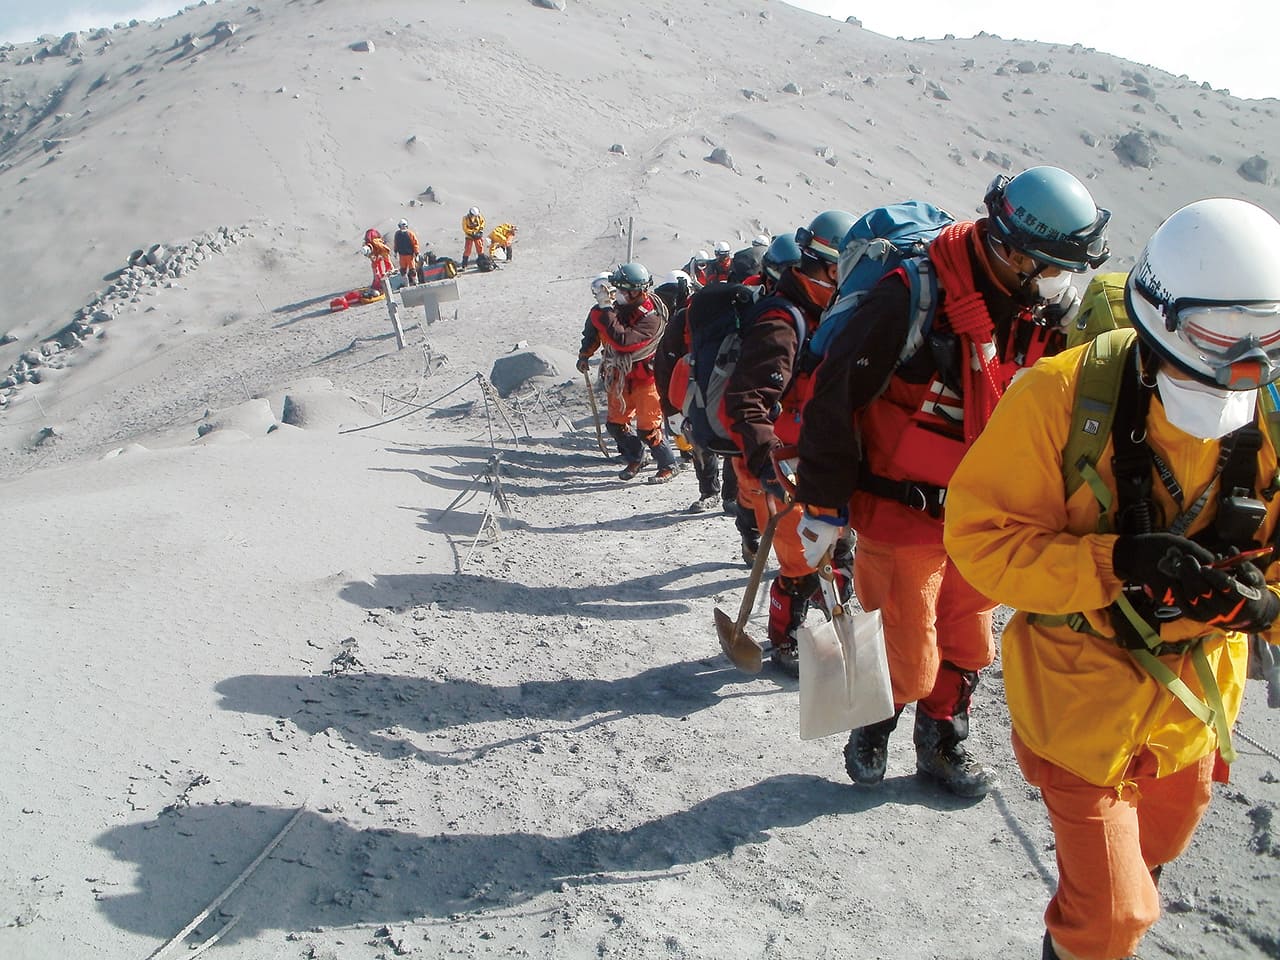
[713,502,793,674]
[715,606,764,673]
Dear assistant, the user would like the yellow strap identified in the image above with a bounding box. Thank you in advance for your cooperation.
[1191,646,1236,763]
[1129,648,1214,725]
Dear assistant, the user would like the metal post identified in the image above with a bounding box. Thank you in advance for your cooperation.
[382,276,405,350]
[626,216,634,262]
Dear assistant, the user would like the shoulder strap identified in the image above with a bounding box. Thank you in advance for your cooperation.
[1063,327,1139,510]
[896,258,939,366]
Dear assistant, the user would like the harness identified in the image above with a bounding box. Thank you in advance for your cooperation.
[600,295,669,401]
[857,259,1058,518]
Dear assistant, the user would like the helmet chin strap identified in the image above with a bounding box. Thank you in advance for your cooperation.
[986,235,1047,302]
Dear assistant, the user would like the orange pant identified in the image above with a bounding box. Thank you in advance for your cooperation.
[399,253,416,274]
[463,236,485,259]
[606,379,664,434]
[732,458,809,578]
[852,534,995,706]
[1013,733,1213,960]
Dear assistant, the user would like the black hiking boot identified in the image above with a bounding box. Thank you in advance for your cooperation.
[619,459,646,481]
[913,711,997,798]
[740,534,759,567]
[843,710,901,785]
[687,495,720,513]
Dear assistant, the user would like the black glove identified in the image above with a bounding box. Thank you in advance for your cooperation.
[1113,533,1217,617]
[576,356,590,374]
[1174,557,1280,631]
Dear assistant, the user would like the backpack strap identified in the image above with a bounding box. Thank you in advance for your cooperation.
[895,258,939,367]
[1062,327,1140,514]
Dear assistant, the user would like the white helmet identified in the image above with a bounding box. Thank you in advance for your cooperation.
[468,206,480,217]
[398,218,408,229]
[1127,198,1280,391]
[664,269,693,287]
[752,234,771,247]
[590,271,613,296]
[713,240,732,256]
[694,249,711,264]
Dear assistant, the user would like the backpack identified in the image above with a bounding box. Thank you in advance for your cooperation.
[1065,271,1130,350]
[475,252,495,273]
[728,246,763,284]
[801,200,953,375]
[679,285,804,455]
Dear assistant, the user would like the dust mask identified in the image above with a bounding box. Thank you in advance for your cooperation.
[1034,271,1073,302]
[1155,370,1256,441]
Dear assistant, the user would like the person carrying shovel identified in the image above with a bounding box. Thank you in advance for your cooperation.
[721,209,856,677]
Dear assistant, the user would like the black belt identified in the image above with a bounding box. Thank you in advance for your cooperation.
[859,472,947,518]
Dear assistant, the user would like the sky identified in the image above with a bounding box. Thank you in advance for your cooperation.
[784,0,1279,101]
[0,0,1276,101]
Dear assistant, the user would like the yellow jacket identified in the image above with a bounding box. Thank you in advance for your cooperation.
[489,223,516,247]
[462,213,485,238]
[944,344,1280,786]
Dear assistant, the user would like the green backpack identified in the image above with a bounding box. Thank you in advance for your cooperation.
[1065,271,1130,351]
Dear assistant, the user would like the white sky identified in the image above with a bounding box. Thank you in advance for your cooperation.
[0,1,1276,101]
[784,0,1279,101]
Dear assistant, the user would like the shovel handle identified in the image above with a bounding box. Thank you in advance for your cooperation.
[731,501,795,630]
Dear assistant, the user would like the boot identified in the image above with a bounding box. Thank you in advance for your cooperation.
[767,573,817,678]
[843,708,902,784]
[643,429,678,484]
[461,256,470,270]
[913,709,996,797]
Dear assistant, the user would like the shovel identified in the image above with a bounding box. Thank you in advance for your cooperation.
[715,502,794,673]
[583,366,609,457]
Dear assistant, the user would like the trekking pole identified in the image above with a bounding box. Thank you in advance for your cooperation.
[583,367,609,457]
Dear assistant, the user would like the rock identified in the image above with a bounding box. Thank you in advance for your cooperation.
[55,32,82,57]
[212,21,239,42]
[1239,154,1273,185]
[350,40,375,53]
[1081,131,1098,148]
[781,81,802,95]
[1113,131,1157,168]
[927,81,950,101]
[489,346,578,398]
[609,143,627,156]
[704,146,736,171]
[1016,60,1036,74]
[531,0,566,8]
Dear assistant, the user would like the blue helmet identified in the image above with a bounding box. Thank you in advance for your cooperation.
[762,233,802,280]
[610,262,652,291]
[794,209,857,264]
[984,166,1111,272]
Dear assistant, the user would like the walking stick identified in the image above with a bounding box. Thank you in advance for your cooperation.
[583,367,609,457]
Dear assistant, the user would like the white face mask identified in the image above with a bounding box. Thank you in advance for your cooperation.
[1034,271,1073,302]
[1155,370,1257,440]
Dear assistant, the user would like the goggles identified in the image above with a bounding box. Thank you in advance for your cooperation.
[1134,280,1280,389]
[996,206,1112,272]
[794,226,841,264]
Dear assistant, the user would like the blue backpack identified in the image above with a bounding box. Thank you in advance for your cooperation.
[801,200,954,373]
